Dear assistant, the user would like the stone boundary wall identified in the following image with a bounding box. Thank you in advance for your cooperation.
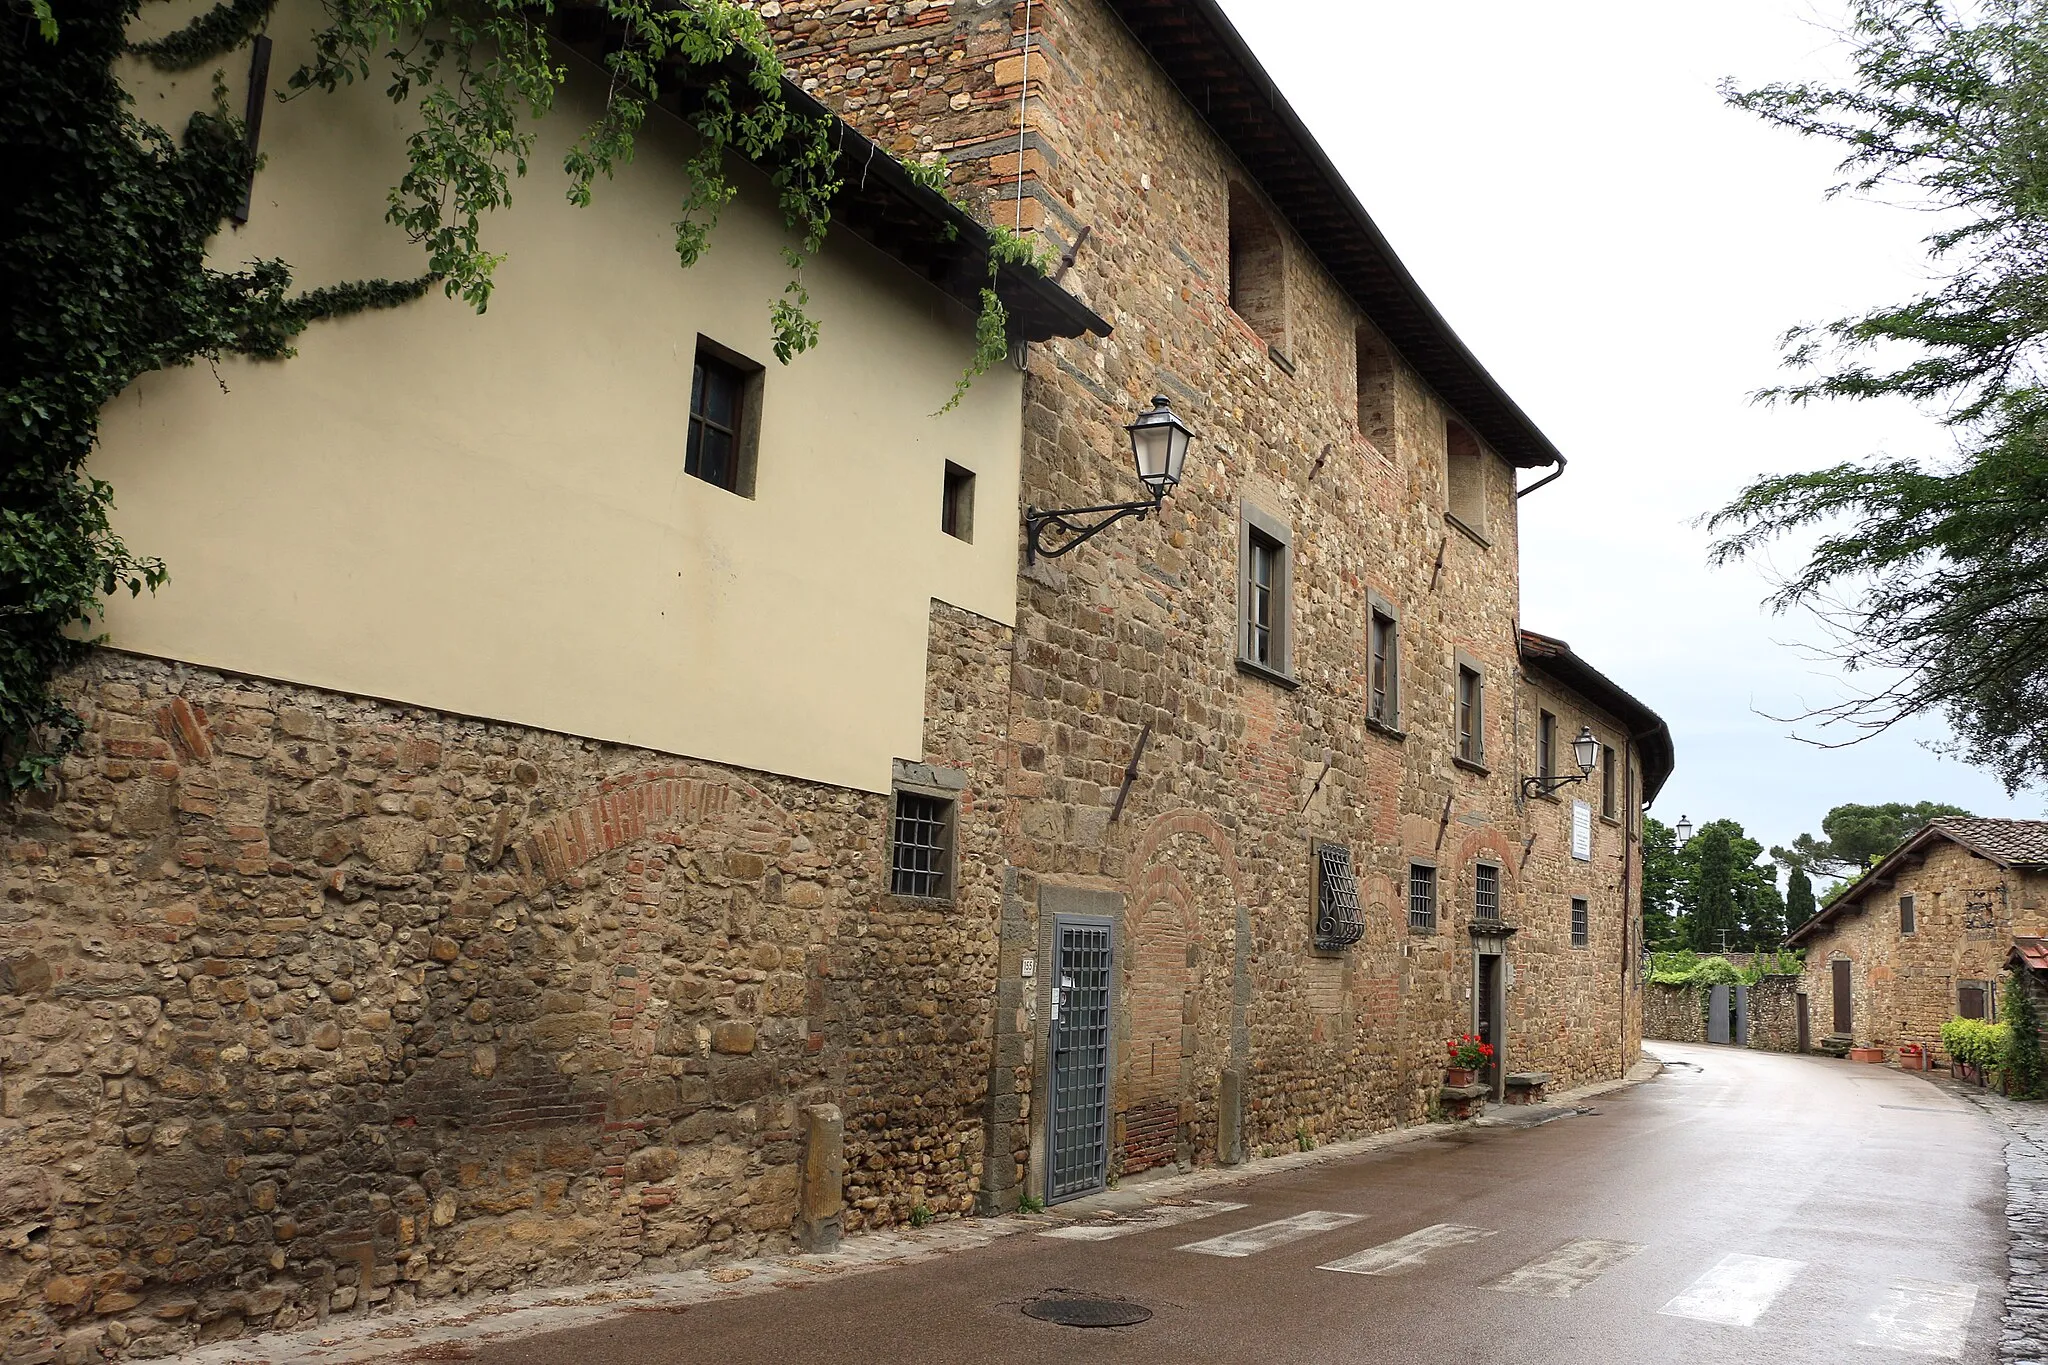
[1643,984,1706,1044]
[0,625,1011,1362]
[1746,975,1801,1054]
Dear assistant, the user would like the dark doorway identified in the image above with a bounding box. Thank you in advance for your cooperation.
[1832,958,1853,1034]
[1047,916,1112,1204]
[1797,993,1811,1053]
[1476,954,1504,1097]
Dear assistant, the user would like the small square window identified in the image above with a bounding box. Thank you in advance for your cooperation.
[1571,897,1589,947]
[890,790,953,899]
[1474,863,1499,923]
[1408,864,1437,933]
[942,462,975,541]
[1900,893,1916,935]
[686,339,763,496]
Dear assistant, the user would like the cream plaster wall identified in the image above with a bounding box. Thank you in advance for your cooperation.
[92,1,1022,794]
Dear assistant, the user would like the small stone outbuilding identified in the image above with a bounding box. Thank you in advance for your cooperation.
[1787,818,2048,1059]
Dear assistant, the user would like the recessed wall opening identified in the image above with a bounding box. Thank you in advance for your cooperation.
[1356,330,1394,451]
[1226,182,1285,348]
[941,461,975,541]
[1445,418,1485,533]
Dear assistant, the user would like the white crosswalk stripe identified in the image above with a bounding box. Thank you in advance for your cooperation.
[1177,1210,1365,1258]
[1856,1279,1978,1359]
[1317,1223,1497,1276]
[1040,1200,1248,1241]
[1658,1253,1804,1327]
[1491,1238,1644,1299]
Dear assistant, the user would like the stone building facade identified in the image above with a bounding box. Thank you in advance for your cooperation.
[0,0,1677,1357]
[1788,818,2048,1059]
[755,0,1674,1194]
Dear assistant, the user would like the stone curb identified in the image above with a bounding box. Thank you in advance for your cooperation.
[182,1059,1665,1364]
[1935,1073,2048,1365]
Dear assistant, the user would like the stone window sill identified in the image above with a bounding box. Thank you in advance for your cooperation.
[1236,657,1300,690]
[1408,923,1438,937]
[1366,716,1405,741]
[1453,755,1489,776]
[1600,814,1623,828]
[1446,511,1490,548]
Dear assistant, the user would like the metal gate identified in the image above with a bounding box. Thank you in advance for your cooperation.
[1707,984,1732,1044]
[1046,916,1112,1204]
[1734,983,1751,1046]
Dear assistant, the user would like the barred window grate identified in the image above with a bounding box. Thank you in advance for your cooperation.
[1408,864,1437,933]
[891,791,951,898]
[1571,896,1589,947]
[1474,863,1500,922]
[1315,844,1365,950]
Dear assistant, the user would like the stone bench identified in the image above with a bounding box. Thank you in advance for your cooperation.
[1440,1081,1487,1121]
[1505,1072,1550,1105]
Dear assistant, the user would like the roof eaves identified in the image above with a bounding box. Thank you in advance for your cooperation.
[1516,631,1675,805]
[1102,0,1563,470]
[1786,822,1953,946]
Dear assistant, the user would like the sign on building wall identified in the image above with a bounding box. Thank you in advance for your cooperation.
[1572,800,1593,862]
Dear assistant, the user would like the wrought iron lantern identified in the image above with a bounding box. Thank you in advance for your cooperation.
[1025,395,1193,562]
[1675,814,1694,845]
[1523,725,1599,799]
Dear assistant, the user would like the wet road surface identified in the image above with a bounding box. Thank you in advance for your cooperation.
[467,1045,2007,1364]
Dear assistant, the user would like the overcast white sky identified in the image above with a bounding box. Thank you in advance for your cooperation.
[1215,0,2046,868]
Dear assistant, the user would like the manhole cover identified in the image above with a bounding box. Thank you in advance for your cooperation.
[1023,1298,1153,1328]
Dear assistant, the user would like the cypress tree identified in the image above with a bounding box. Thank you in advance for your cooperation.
[1786,867,1816,933]
[1689,825,1739,953]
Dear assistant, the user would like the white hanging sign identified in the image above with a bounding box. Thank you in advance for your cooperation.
[1572,800,1593,862]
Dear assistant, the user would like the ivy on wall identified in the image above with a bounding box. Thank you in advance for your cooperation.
[5,0,1039,791]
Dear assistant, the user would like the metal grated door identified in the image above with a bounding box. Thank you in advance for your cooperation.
[1047,917,1112,1203]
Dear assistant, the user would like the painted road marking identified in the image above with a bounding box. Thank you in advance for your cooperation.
[1316,1223,1497,1276]
[1856,1279,1979,1359]
[1040,1201,1248,1241]
[1177,1210,1365,1258]
[1658,1253,1804,1327]
[1490,1238,1644,1299]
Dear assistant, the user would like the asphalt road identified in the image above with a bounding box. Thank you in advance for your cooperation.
[466,1044,2007,1365]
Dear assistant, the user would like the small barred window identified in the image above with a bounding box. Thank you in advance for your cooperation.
[1474,863,1500,922]
[1315,844,1365,950]
[890,791,952,899]
[1571,896,1589,947]
[1408,864,1437,933]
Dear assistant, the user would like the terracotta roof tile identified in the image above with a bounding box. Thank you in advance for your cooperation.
[1928,817,2048,867]
[2012,936,2048,972]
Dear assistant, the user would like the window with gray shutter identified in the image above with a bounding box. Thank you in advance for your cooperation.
[1315,844,1364,950]
[1900,893,1916,935]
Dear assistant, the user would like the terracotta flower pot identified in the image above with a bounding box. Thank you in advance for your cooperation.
[1445,1067,1477,1088]
[1899,1045,1926,1071]
[1848,1046,1887,1063]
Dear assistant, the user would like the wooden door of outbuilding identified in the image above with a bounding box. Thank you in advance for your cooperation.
[1832,959,1852,1034]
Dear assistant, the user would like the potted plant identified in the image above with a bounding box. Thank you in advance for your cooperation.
[1898,1042,1926,1071]
[1445,1034,1492,1088]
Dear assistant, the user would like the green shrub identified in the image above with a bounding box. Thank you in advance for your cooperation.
[2004,970,2044,1099]
[1742,948,1806,981]
[1941,1015,2011,1070]
[1648,952,1742,987]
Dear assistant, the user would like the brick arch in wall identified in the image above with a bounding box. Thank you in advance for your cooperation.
[517,766,800,886]
[1121,811,1241,1175]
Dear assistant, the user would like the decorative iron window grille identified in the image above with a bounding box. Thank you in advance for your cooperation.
[890,791,951,898]
[1474,863,1500,922]
[1571,896,1589,947]
[1315,843,1365,950]
[1408,863,1437,932]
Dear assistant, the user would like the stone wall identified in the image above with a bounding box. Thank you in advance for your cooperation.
[1797,839,2048,1056]
[0,610,1011,1359]
[760,0,1649,1186]
[1643,984,1706,1044]
[1746,975,1801,1054]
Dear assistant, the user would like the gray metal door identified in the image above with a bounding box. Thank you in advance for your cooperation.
[1047,916,1112,1204]
[1707,984,1732,1044]
[1734,983,1751,1046]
